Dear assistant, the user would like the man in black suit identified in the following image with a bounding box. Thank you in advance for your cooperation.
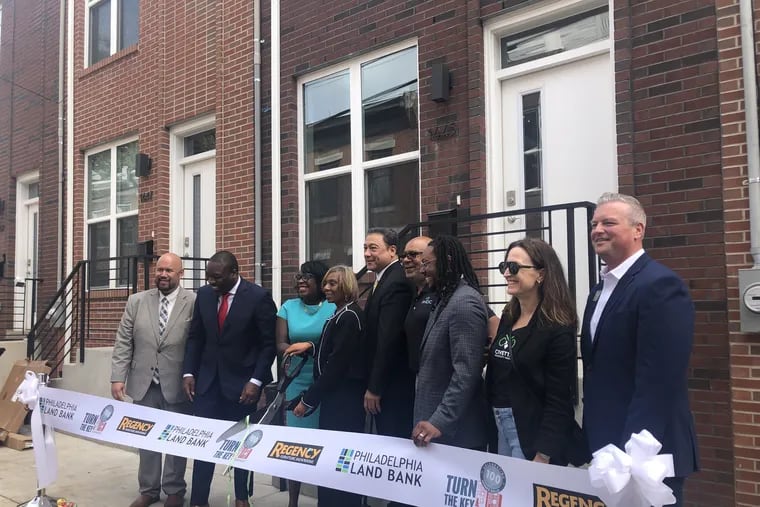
[363,228,415,443]
[183,251,277,507]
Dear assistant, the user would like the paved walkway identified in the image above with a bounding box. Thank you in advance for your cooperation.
[0,431,318,507]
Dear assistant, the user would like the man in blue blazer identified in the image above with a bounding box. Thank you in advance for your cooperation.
[183,251,277,507]
[581,193,698,506]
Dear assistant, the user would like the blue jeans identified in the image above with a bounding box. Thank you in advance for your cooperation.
[493,407,526,459]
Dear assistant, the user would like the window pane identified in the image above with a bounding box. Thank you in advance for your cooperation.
[304,71,350,173]
[117,216,138,285]
[366,160,419,231]
[116,141,138,213]
[119,0,139,49]
[501,8,609,68]
[522,92,543,237]
[184,129,216,156]
[89,222,110,287]
[307,175,352,266]
[362,47,418,161]
[88,149,111,219]
[28,182,40,199]
[89,0,111,65]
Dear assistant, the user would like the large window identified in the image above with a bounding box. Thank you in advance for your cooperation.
[301,44,420,266]
[86,140,138,287]
[86,0,139,66]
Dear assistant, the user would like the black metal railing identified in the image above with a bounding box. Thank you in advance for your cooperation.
[356,201,598,308]
[26,255,210,376]
[0,276,43,336]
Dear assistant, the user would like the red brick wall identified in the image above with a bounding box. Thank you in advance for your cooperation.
[716,1,760,506]
[614,1,733,505]
[71,0,257,343]
[0,0,62,321]
[264,0,512,289]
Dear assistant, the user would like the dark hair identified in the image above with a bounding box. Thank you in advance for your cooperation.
[503,237,577,329]
[367,227,399,249]
[209,250,239,273]
[429,235,480,310]
[300,260,329,299]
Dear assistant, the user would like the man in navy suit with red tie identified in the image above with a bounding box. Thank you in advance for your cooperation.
[183,250,277,507]
[581,193,698,506]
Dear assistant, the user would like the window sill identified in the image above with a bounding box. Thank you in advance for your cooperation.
[79,44,139,79]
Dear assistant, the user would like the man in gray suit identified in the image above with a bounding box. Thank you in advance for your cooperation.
[413,235,490,450]
[111,252,196,507]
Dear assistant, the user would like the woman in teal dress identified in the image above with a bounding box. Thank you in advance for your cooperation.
[276,260,335,507]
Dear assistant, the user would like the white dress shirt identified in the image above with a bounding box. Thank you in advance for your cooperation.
[590,249,645,340]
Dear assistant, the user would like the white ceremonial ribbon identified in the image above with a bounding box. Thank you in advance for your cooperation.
[12,371,58,488]
[588,429,676,507]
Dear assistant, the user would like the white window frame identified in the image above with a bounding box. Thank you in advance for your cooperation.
[84,0,138,67]
[84,137,139,288]
[297,39,421,269]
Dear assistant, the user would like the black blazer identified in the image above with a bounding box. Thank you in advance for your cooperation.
[303,302,366,407]
[183,277,277,401]
[486,313,577,463]
[363,260,414,395]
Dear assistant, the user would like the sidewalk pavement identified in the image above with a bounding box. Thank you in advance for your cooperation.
[0,431,318,507]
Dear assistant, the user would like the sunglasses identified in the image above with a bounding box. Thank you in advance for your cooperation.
[400,250,423,260]
[294,272,316,282]
[498,261,536,276]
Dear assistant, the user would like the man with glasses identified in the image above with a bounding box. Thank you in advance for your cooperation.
[401,236,433,374]
[581,193,698,506]
[363,228,415,455]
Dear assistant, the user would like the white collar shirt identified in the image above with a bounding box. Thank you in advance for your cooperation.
[589,249,645,340]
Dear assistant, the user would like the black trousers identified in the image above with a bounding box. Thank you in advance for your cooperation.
[190,376,257,505]
[317,381,365,507]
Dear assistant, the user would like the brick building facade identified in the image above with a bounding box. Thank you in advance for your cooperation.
[4,0,760,505]
[0,0,61,336]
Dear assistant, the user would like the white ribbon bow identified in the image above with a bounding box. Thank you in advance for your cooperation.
[588,430,676,507]
[12,371,58,488]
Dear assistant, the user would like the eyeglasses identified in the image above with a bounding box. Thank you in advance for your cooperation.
[400,250,423,260]
[498,261,536,276]
[294,272,316,282]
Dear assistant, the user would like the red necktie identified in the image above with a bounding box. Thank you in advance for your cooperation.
[218,293,230,332]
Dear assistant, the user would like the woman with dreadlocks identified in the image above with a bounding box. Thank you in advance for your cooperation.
[411,235,490,450]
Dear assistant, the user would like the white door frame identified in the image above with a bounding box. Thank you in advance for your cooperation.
[170,114,216,257]
[483,0,614,309]
[484,0,613,216]
[14,172,40,331]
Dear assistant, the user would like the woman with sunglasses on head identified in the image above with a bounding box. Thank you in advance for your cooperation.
[486,237,588,466]
[275,260,335,507]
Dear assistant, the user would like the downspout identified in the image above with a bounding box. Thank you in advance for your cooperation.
[57,0,65,286]
[65,0,74,276]
[254,0,262,283]
[270,0,282,305]
[740,0,760,267]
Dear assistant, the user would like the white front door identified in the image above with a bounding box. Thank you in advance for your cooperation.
[489,52,616,310]
[181,157,216,288]
[15,180,40,332]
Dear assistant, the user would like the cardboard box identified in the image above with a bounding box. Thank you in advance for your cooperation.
[0,359,51,434]
[2,432,33,450]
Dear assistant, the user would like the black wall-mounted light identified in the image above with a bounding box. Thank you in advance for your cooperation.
[135,153,152,177]
[431,62,452,103]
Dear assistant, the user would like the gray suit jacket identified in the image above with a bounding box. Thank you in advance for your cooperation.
[111,287,196,404]
[414,280,489,448]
